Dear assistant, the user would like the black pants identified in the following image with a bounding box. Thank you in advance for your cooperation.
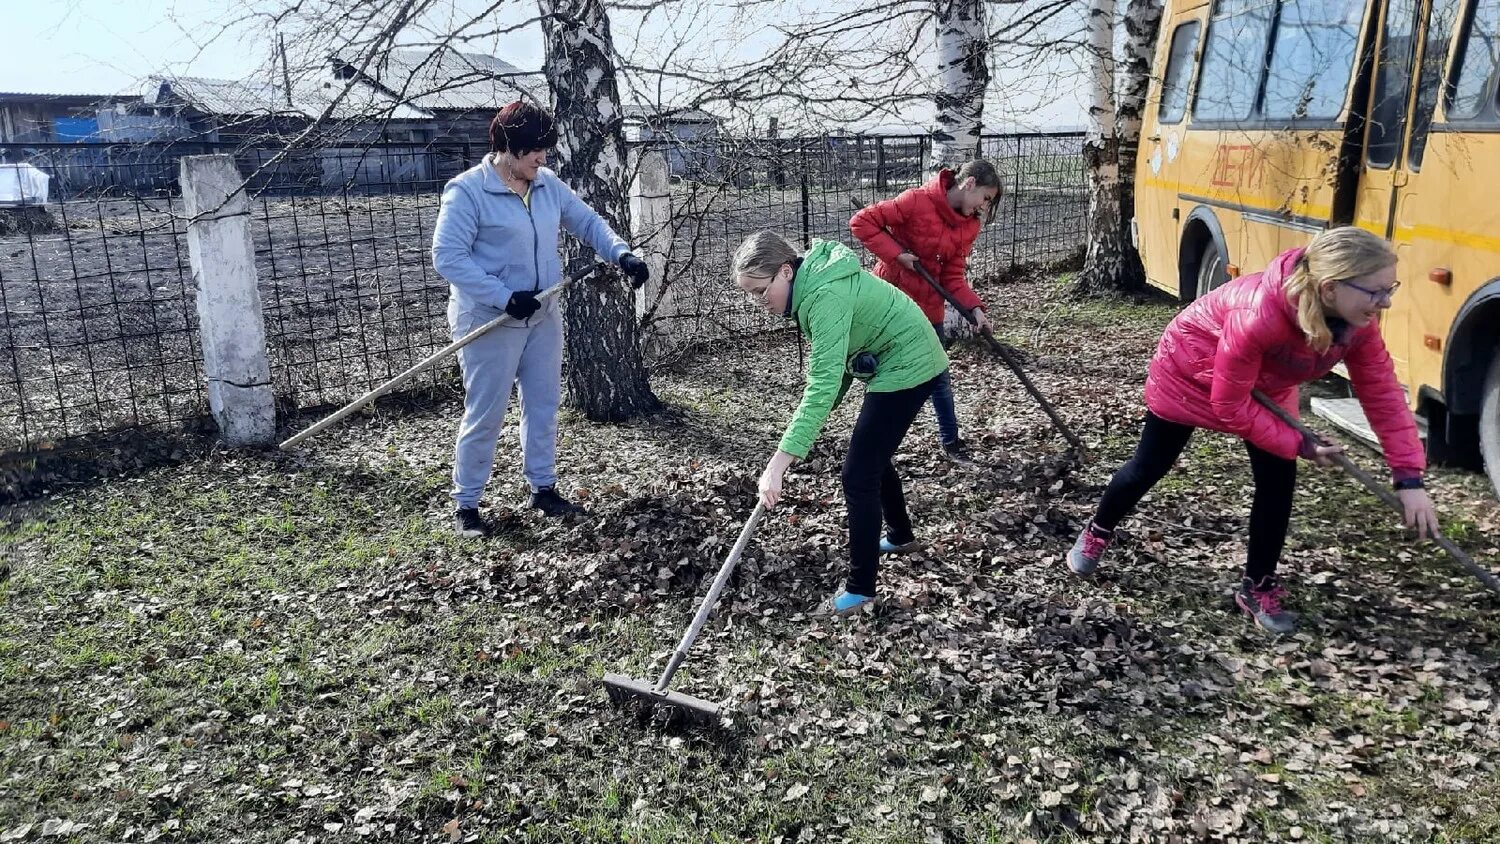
[1091,411,1297,583]
[843,375,940,596]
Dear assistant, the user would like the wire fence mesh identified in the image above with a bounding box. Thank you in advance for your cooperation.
[636,133,1086,362]
[0,132,1086,457]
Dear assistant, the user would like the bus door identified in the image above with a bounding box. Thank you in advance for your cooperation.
[1351,0,1460,377]
[1138,14,1205,294]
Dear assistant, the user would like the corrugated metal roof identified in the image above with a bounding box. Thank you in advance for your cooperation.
[142,75,430,121]
[344,47,546,112]
[143,76,291,115]
[624,105,720,124]
[0,91,139,105]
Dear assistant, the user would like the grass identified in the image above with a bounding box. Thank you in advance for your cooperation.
[3,274,1499,842]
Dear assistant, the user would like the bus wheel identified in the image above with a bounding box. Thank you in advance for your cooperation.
[1481,352,1500,499]
[1196,241,1228,298]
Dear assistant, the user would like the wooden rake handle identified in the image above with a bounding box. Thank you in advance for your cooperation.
[1252,388,1500,595]
[852,209,1086,456]
[655,501,766,692]
[279,262,602,450]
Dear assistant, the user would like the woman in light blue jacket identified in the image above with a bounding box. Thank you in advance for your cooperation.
[432,101,649,536]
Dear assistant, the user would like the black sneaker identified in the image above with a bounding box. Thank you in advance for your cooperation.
[942,437,975,466]
[530,485,584,518]
[455,507,489,538]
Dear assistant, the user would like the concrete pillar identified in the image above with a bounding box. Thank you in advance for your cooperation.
[180,155,275,446]
[629,147,672,320]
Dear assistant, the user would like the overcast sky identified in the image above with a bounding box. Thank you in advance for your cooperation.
[1,0,1089,133]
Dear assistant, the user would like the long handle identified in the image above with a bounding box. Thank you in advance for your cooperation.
[654,501,766,692]
[1252,389,1500,595]
[881,231,1086,454]
[279,262,601,450]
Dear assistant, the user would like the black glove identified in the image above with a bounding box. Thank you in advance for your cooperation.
[504,289,541,320]
[619,252,650,289]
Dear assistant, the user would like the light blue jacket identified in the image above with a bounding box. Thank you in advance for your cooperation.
[431,158,630,317]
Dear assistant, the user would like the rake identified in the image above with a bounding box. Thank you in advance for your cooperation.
[1252,388,1500,595]
[279,261,602,450]
[857,217,1086,456]
[602,501,766,724]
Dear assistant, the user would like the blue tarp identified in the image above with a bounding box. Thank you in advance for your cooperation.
[54,117,100,142]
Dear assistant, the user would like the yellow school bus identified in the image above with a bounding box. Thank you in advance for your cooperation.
[1134,0,1500,495]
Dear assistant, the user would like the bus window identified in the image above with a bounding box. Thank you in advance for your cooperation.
[1159,21,1202,124]
[1447,0,1500,121]
[1408,0,1465,168]
[1263,0,1363,120]
[1368,0,1420,168]
[1193,0,1276,122]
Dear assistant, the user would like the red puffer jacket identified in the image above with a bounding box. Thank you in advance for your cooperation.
[849,169,984,323]
[1143,247,1424,482]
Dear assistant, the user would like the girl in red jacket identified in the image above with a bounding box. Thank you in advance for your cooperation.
[1067,227,1440,633]
[850,160,1002,464]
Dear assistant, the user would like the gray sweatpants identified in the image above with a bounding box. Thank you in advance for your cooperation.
[449,300,563,509]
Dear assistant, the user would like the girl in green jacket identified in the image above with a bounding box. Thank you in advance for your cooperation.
[732,232,950,615]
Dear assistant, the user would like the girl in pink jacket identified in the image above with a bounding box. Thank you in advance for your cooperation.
[1067,227,1440,633]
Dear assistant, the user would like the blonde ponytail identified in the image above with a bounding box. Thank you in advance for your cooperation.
[1282,227,1396,353]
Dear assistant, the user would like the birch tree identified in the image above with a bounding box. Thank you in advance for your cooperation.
[540,0,660,421]
[1075,0,1123,294]
[1114,0,1164,289]
[1075,0,1162,295]
[931,0,990,168]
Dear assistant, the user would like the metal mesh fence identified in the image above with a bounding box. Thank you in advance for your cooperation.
[0,132,1086,456]
[0,182,202,451]
[637,133,1086,362]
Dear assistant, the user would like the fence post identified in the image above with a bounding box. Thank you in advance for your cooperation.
[876,137,887,191]
[800,151,812,249]
[1011,135,1023,265]
[180,154,275,447]
[629,146,671,320]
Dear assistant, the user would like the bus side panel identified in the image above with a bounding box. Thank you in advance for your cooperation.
[1394,130,1500,410]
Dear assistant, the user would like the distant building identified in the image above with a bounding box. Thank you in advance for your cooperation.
[138,74,432,144]
[623,106,722,179]
[0,91,141,144]
[329,47,546,143]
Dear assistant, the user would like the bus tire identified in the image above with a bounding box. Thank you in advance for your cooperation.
[1481,352,1500,499]
[1196,240,1228,298]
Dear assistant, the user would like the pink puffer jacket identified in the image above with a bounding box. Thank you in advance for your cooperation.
[1143,247,1424,482]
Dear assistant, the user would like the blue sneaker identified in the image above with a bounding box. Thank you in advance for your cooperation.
[879,536,927,555]
[827,589,875,616]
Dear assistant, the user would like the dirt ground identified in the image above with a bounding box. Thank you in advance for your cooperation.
[3,270,1498,843]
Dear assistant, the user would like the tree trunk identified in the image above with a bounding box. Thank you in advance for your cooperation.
[1075,0,1127,296]
[930,0,989,169]
[539,0,659,421]
[1114,0,1164,291]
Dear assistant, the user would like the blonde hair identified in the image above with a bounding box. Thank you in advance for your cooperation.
[731,230,800,282]
[1283,226,1396,352]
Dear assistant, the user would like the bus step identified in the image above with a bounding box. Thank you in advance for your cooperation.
[1310,397,1428,454]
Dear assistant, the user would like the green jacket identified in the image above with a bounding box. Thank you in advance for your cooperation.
[778,239,949,458]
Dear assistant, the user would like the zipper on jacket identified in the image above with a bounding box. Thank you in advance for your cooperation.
[504,179,541,327]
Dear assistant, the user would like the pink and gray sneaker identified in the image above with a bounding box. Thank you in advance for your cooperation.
[1066,522,1113,575]
[1235,575,1298,634]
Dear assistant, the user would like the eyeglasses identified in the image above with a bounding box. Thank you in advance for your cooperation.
[741,273,779,303]
[1341,279,1400,304]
